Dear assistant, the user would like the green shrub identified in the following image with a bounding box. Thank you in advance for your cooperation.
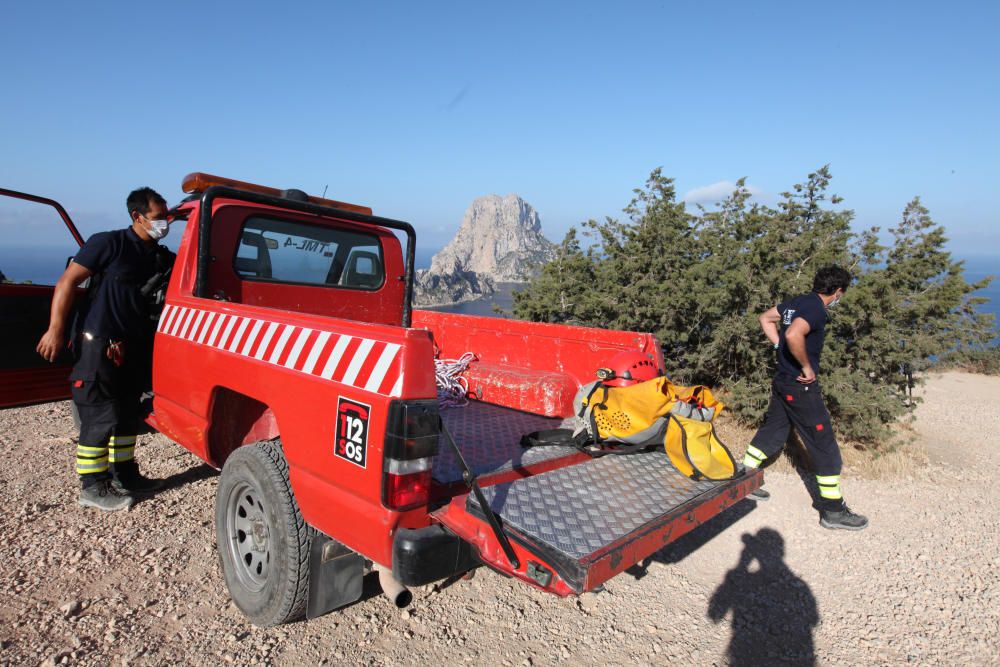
[513,167,996,446]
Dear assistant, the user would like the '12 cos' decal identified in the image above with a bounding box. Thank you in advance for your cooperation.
[335,397,369,468]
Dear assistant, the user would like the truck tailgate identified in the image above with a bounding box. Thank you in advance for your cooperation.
[433,451,762,595]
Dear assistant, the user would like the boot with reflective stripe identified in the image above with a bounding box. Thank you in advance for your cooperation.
[819,505,869,531]
[79,479,134,512]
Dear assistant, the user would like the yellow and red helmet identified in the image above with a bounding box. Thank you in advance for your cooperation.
[597,351,661,387]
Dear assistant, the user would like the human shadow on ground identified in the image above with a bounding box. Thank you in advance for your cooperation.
[156,462,218,493]
[122,462,216,509]
[708,528,819,667]
[129,462,217,507]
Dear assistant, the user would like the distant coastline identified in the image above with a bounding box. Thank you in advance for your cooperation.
[422,282,520,317]
[4,249,997,329]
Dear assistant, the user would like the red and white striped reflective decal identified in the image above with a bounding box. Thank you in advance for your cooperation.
[156,304,403,396]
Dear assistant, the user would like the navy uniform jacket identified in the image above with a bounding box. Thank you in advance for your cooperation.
[775,292,829,380]
[73,227,174,343]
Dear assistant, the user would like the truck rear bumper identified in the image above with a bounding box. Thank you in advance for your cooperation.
[391,524,480,587]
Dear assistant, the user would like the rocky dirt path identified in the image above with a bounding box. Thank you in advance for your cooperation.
[1,372,997,666]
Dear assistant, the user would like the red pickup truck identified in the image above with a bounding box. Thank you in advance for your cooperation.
[1,174,762,626]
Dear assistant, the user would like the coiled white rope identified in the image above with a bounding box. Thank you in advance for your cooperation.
[435,352,477,408]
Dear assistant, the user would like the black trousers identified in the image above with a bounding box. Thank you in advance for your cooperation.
[70,336,147,487]
[750,376,843,490]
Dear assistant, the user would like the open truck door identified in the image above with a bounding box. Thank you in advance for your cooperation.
[0,188,84,408]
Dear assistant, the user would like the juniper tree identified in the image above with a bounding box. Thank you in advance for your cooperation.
[510,227,598,324]
[823,198,996,441]
[513,167,994,446]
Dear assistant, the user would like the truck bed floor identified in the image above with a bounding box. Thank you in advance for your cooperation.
[433,402,572,485]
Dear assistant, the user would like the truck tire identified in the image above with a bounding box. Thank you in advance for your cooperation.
[215,439,311,626]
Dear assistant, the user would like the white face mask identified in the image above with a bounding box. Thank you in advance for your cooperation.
[144,218,170,240]
[828,291,843,308]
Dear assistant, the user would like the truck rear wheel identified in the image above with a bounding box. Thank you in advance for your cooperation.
[215,439,311,626]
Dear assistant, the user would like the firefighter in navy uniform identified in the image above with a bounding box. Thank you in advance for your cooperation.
[37,187,175,511]
[743,266,869,531]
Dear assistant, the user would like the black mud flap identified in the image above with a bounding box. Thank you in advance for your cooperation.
[435,450,762,596]
[306,535,364,619]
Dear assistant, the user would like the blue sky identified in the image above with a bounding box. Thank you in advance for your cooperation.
[2,0,998,266]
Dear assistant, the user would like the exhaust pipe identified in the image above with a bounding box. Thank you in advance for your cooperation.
[375,564,412,608]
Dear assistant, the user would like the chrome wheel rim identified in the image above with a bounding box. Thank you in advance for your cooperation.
[224,481,271,592]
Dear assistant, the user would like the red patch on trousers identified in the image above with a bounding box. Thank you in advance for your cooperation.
[786,395,794,402]
[74,380,83,388]
[816,424,824,431]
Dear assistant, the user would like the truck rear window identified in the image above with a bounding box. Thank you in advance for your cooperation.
[234,216,384,289]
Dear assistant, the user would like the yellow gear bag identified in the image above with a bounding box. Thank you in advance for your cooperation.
[579,376,678,444]
[672,384,724,421]
[664,414,738,481]
[577,377,739,481]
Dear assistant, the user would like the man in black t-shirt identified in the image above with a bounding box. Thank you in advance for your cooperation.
[37,187,174,511]
[742,266,869,531]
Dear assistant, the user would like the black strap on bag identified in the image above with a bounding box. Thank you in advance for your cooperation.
[520,429,585,448]
[519,428,650,457]
[584,384,610,447]
[521,380,653,457]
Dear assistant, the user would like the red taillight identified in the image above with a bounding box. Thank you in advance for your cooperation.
[382,400,439,511]
[383,469,433,512]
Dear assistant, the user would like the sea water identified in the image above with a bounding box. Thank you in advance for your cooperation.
[961,255,1000,343]
[962,255,1000,320]
[425,283,520,317]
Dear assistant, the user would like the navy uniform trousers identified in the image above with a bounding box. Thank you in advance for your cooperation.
[70,335,149,488]
[746,376,845,511]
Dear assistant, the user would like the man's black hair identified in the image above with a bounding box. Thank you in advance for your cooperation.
[126,187,166,217]
[812,265,852,295]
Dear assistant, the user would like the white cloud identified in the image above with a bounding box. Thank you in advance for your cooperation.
[682,180,763,205]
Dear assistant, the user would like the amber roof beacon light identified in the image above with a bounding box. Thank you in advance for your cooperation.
[181,172,372,215]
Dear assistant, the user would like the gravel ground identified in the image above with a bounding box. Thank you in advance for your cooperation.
[0,371,997,666]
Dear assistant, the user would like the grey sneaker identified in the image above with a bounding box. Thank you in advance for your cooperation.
[819,506,869,531]
[79,480,134,512]
[111,473,163,495]
[750,486,771,501]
